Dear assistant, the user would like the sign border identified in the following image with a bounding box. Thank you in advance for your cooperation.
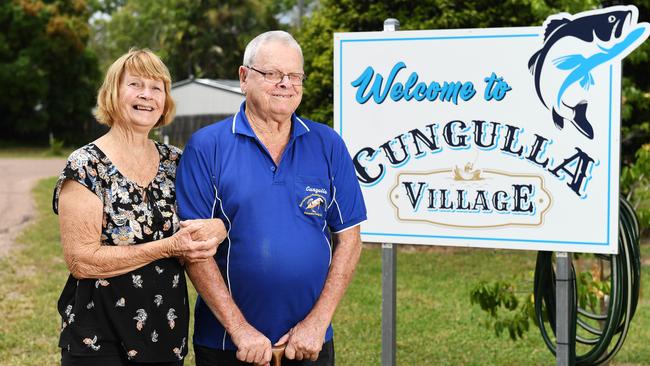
[334,29,618,252]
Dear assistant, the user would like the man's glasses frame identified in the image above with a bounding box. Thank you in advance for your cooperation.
[245,66,306,86]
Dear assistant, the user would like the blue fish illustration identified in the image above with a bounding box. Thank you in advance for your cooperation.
[528,9,632,139]
[551,27,647,138]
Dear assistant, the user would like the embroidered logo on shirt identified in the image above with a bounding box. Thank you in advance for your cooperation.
[300,193,327,217]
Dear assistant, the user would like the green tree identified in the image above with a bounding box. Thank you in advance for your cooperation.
[296,0,604,124]
[0,0,101,145]
[621,143,650,232]
[89,0,178,74]
[88,0,127,14]
[90,0,282,81]
[610,0,650,166]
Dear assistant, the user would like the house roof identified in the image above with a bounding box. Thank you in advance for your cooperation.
[172,78,243,95]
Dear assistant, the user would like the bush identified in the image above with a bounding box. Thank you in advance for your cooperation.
[48,136,65,157]
[621,144,650,234]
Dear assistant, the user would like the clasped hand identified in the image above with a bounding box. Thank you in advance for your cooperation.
[228,317,326,366]
[169,219,226,263]
[230,322,272,365]
[276,317,327,362]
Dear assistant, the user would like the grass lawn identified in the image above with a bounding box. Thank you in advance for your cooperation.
[1,177,649,365]
[0,147,73,158]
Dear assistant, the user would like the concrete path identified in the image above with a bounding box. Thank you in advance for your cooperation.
[0,158,66,256]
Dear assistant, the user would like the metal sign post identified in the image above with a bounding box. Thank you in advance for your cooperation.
[555,252,576,365]
[380,18,399,366]
[381,242,397,366]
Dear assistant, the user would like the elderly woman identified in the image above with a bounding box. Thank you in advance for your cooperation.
[53,49,223,366]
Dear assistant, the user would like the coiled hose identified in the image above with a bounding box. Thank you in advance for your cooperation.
[533,197,641,365]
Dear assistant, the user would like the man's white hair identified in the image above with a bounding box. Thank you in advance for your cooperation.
[243,30,303,66]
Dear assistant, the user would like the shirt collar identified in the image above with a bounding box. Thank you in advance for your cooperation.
[232,101,310,139]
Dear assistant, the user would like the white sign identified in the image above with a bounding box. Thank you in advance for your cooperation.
[334,6,649,253]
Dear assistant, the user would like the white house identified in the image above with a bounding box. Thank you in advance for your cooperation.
[162,78,244,146]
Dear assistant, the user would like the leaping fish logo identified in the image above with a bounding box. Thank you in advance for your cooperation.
[528,6,650,139]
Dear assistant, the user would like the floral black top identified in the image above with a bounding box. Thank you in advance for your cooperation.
[52,142,188,362]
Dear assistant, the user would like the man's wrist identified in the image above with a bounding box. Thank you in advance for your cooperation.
[305,310,332,331]
[225,318,248,336]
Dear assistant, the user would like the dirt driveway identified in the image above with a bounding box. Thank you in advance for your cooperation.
[0,158,66,257]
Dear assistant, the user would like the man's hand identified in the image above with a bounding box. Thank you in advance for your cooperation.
[168,226,219,264]
[275,317,328,362]
[180,218,227,243]
[230,322,272,365]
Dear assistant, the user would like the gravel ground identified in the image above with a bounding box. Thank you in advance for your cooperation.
[0,158,66,257]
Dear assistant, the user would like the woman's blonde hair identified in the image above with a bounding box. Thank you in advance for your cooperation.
[95,48,176,128]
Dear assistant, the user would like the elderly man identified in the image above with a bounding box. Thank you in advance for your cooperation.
[176,31,367,366]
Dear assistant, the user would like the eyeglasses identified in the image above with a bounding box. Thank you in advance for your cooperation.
[246,66,306,86]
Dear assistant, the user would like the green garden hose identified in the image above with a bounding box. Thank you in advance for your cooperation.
[533,197,641,365]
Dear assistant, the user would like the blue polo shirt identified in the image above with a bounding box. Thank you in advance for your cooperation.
[175,102,367,351]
